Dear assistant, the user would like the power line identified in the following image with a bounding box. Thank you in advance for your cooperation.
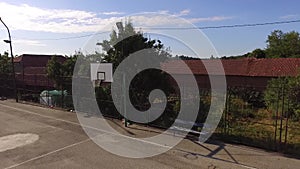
[13,19,300,41]
[14,31,110,41]
[144,19,300,30]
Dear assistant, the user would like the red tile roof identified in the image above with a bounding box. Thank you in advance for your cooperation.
[246,58,300,76]
[161,58,300,77]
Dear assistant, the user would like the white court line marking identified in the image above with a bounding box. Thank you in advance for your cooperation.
[0,103,257,169]
[4,138,91,169]
[0,103,171,148]
[0,133,39,153]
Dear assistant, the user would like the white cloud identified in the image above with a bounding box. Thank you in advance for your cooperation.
[101,11,125,15]
[130,15,232,27]
[0,2,233,34]
[157,10,170,15]
[280,14,298,19]
[189,16,233,22]
[177,9,190,16]
[13,39,46,47]
[0,2,111,33]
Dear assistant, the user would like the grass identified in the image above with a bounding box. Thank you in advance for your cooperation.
[217,107,300,156]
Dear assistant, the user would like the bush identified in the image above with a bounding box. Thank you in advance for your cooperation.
[264,76,300,122]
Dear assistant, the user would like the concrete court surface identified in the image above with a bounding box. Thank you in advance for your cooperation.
[0,100,299,169]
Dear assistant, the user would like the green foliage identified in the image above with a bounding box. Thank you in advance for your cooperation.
[230,87,264,108]
[266,30,300,58]
[73,52,107,77]
[95,85,111,101]
[264,76,300,121]
[96,21,175,122]
[174,55,201,60]
[172,91,211,124]
[251,48,266,58]
[264,77,290,118]
[286,75,300,120]
[222,30,300,59]
[46,56,63,88]
[62,55,77,77]
[198,94,211,122]
[98,21,169,70]
[0,52,11,74]
[46,55,76,89]
[221,51,254,59]
[95,85,120,117]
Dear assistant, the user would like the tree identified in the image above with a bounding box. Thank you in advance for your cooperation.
[47,54,77,90]
[222,30,300,59]
[46,55,78,108]
[99,20,172,90]
[174,55,201,60]
[98,21,168,70]
[266,30,300,58]
[264,76,300,121]
[71,51,96,77]
[0,52,11,74]
[97,21,176,124]
[62,55,77,77]
[251,48,266,58]
[46,56,63,88]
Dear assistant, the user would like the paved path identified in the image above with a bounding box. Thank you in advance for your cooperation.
[0,100,299,169]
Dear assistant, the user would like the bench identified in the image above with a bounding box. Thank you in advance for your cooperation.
[169,119,212,139]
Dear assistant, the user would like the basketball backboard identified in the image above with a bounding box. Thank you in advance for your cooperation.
[90,63,113,85]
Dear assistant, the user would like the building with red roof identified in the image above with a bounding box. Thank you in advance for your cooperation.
[12,55,300,92]
[13,54,66,89]
[161,58,300,90]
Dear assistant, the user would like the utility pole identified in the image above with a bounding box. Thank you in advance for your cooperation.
[0,17,18,102]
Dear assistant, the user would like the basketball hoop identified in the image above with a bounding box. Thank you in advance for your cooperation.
[90,63,113,87]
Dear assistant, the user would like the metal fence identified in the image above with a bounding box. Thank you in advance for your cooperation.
[219,86,300,156]
[0,74,73,109]
[1,74,300,157]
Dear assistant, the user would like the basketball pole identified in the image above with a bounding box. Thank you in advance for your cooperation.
[123,73,128,127]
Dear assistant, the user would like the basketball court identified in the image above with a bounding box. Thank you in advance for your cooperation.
[0,100,299,169]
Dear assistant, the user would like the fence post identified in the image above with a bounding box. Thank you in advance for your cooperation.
[225,88,231,135]
[284,95,290,146]
[279,83,285,150]
[224,88,228,134]
[274,86,280,149]
[61,77,64,108]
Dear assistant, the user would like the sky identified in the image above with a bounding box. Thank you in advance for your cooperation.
[1,0,300,58]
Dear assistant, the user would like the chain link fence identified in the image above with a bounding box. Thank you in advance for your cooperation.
[1,73,300,157]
